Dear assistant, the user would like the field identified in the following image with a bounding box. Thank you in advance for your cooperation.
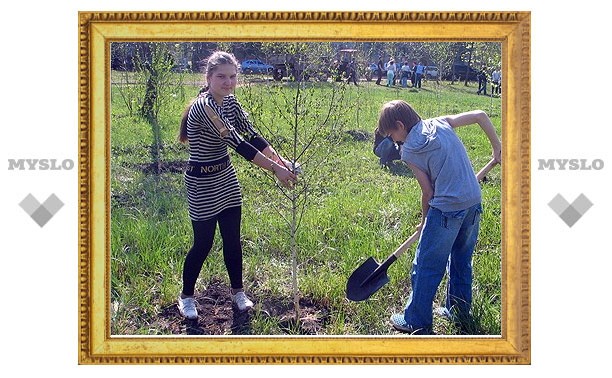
[110,73,502,336]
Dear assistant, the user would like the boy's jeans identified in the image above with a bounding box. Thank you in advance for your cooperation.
[403,203,482,328]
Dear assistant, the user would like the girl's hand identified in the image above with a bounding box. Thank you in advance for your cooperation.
[276,156,302,175]
[273,165,298,188]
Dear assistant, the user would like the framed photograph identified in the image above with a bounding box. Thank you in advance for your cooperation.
[79,10,530,364]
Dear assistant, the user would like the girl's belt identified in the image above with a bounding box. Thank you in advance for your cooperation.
[185,156,231,177]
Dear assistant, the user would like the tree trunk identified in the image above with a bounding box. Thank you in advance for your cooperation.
[141,71,157,119]
[291,77,301,324]
[141,65,161,175]
[290,191,300,323]
[147,114,162,175]
[464,42,474,86]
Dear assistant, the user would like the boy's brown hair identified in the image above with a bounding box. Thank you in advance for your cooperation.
[376,100,422,136]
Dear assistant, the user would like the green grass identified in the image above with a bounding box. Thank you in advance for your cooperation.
[110,74,502,336]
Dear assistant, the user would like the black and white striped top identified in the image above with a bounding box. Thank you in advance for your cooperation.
[184,92,260,221]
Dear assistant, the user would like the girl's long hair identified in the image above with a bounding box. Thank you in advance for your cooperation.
[178,98,197,143]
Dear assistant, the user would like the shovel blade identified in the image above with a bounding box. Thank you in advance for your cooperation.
[346,257,390,302]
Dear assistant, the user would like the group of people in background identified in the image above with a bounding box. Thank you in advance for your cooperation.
[376,55,502,98]
[376,56,426,89]
[477,66,502,97]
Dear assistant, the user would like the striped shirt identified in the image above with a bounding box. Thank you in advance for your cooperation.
[184,92,260,221]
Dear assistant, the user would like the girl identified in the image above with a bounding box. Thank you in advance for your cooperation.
[177,51,297,319]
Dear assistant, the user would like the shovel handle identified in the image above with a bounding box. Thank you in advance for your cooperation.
[476,158,498,181]
[361,230,420,285]
[391,230,420,259]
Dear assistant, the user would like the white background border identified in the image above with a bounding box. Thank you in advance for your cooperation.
[1,0,609,375]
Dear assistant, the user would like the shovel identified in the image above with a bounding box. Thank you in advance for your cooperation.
[345,158,499,302]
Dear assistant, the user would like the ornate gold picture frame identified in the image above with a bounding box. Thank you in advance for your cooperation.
[78,11,530,364]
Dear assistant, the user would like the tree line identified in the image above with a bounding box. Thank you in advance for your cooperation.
[111,41,501,80]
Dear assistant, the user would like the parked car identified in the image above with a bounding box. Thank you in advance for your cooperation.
[172,62,191,72]
[443,63,479,81]
[240,59,274,74]
[424,65,439,79]
[369,62,384,76]
[268,54,326,82]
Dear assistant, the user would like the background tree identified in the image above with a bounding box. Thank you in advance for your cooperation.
[112,42,187,174]
[111,42,142,116]
[470,42,502,72]
[423,42,455,82]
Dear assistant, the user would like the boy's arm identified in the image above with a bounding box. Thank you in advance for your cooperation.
[406,162,433,231]
[444,110,502,163]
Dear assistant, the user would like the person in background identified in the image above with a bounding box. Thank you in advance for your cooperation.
[476,66,488,95]
[392,61,398,86]
[386,59,396,87]
[376,56,384,85]
[176,51,297,320]
[410,61,417,87]
[491,68,501,96]
[400,61,411,88]
[414,62,425,89]
[346,60,358,86]
[375,100,501,334]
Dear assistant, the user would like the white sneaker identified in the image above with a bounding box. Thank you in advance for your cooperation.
[178,296,198,319]
[232,291,254,311]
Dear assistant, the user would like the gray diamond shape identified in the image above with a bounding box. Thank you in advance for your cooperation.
[559,206,582,227]
[30,205,53,227]
[571,193,593,215]
[19,194,41,215]
[548,194,570,215]
[19,193,64,227]
[42,194,64,215]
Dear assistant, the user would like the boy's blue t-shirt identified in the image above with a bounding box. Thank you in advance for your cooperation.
[400,118,481,212]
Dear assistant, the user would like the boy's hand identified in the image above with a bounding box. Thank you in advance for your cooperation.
[492,146,502,164]
[416,222,424,233]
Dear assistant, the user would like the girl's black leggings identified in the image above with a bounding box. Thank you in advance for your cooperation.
[181,206,243,296]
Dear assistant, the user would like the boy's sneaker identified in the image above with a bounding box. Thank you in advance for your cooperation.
[232,291,254,311]
[390,313,431,335]
[177,296,198,320]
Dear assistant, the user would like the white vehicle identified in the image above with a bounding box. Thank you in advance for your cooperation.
[425,65,439,79]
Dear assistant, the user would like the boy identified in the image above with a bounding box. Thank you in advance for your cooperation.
[376,100,501,334]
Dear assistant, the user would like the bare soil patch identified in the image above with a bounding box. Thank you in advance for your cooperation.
[158,279,330,335]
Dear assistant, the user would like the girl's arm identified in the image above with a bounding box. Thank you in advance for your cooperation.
[444,110,502,163]
[261,145,294,170]
[231,96,295,169]
[200,99,297,187]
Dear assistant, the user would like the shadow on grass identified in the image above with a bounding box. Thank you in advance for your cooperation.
[383,161,414,177]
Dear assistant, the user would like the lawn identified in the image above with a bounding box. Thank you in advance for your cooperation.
[109,75,502,336]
